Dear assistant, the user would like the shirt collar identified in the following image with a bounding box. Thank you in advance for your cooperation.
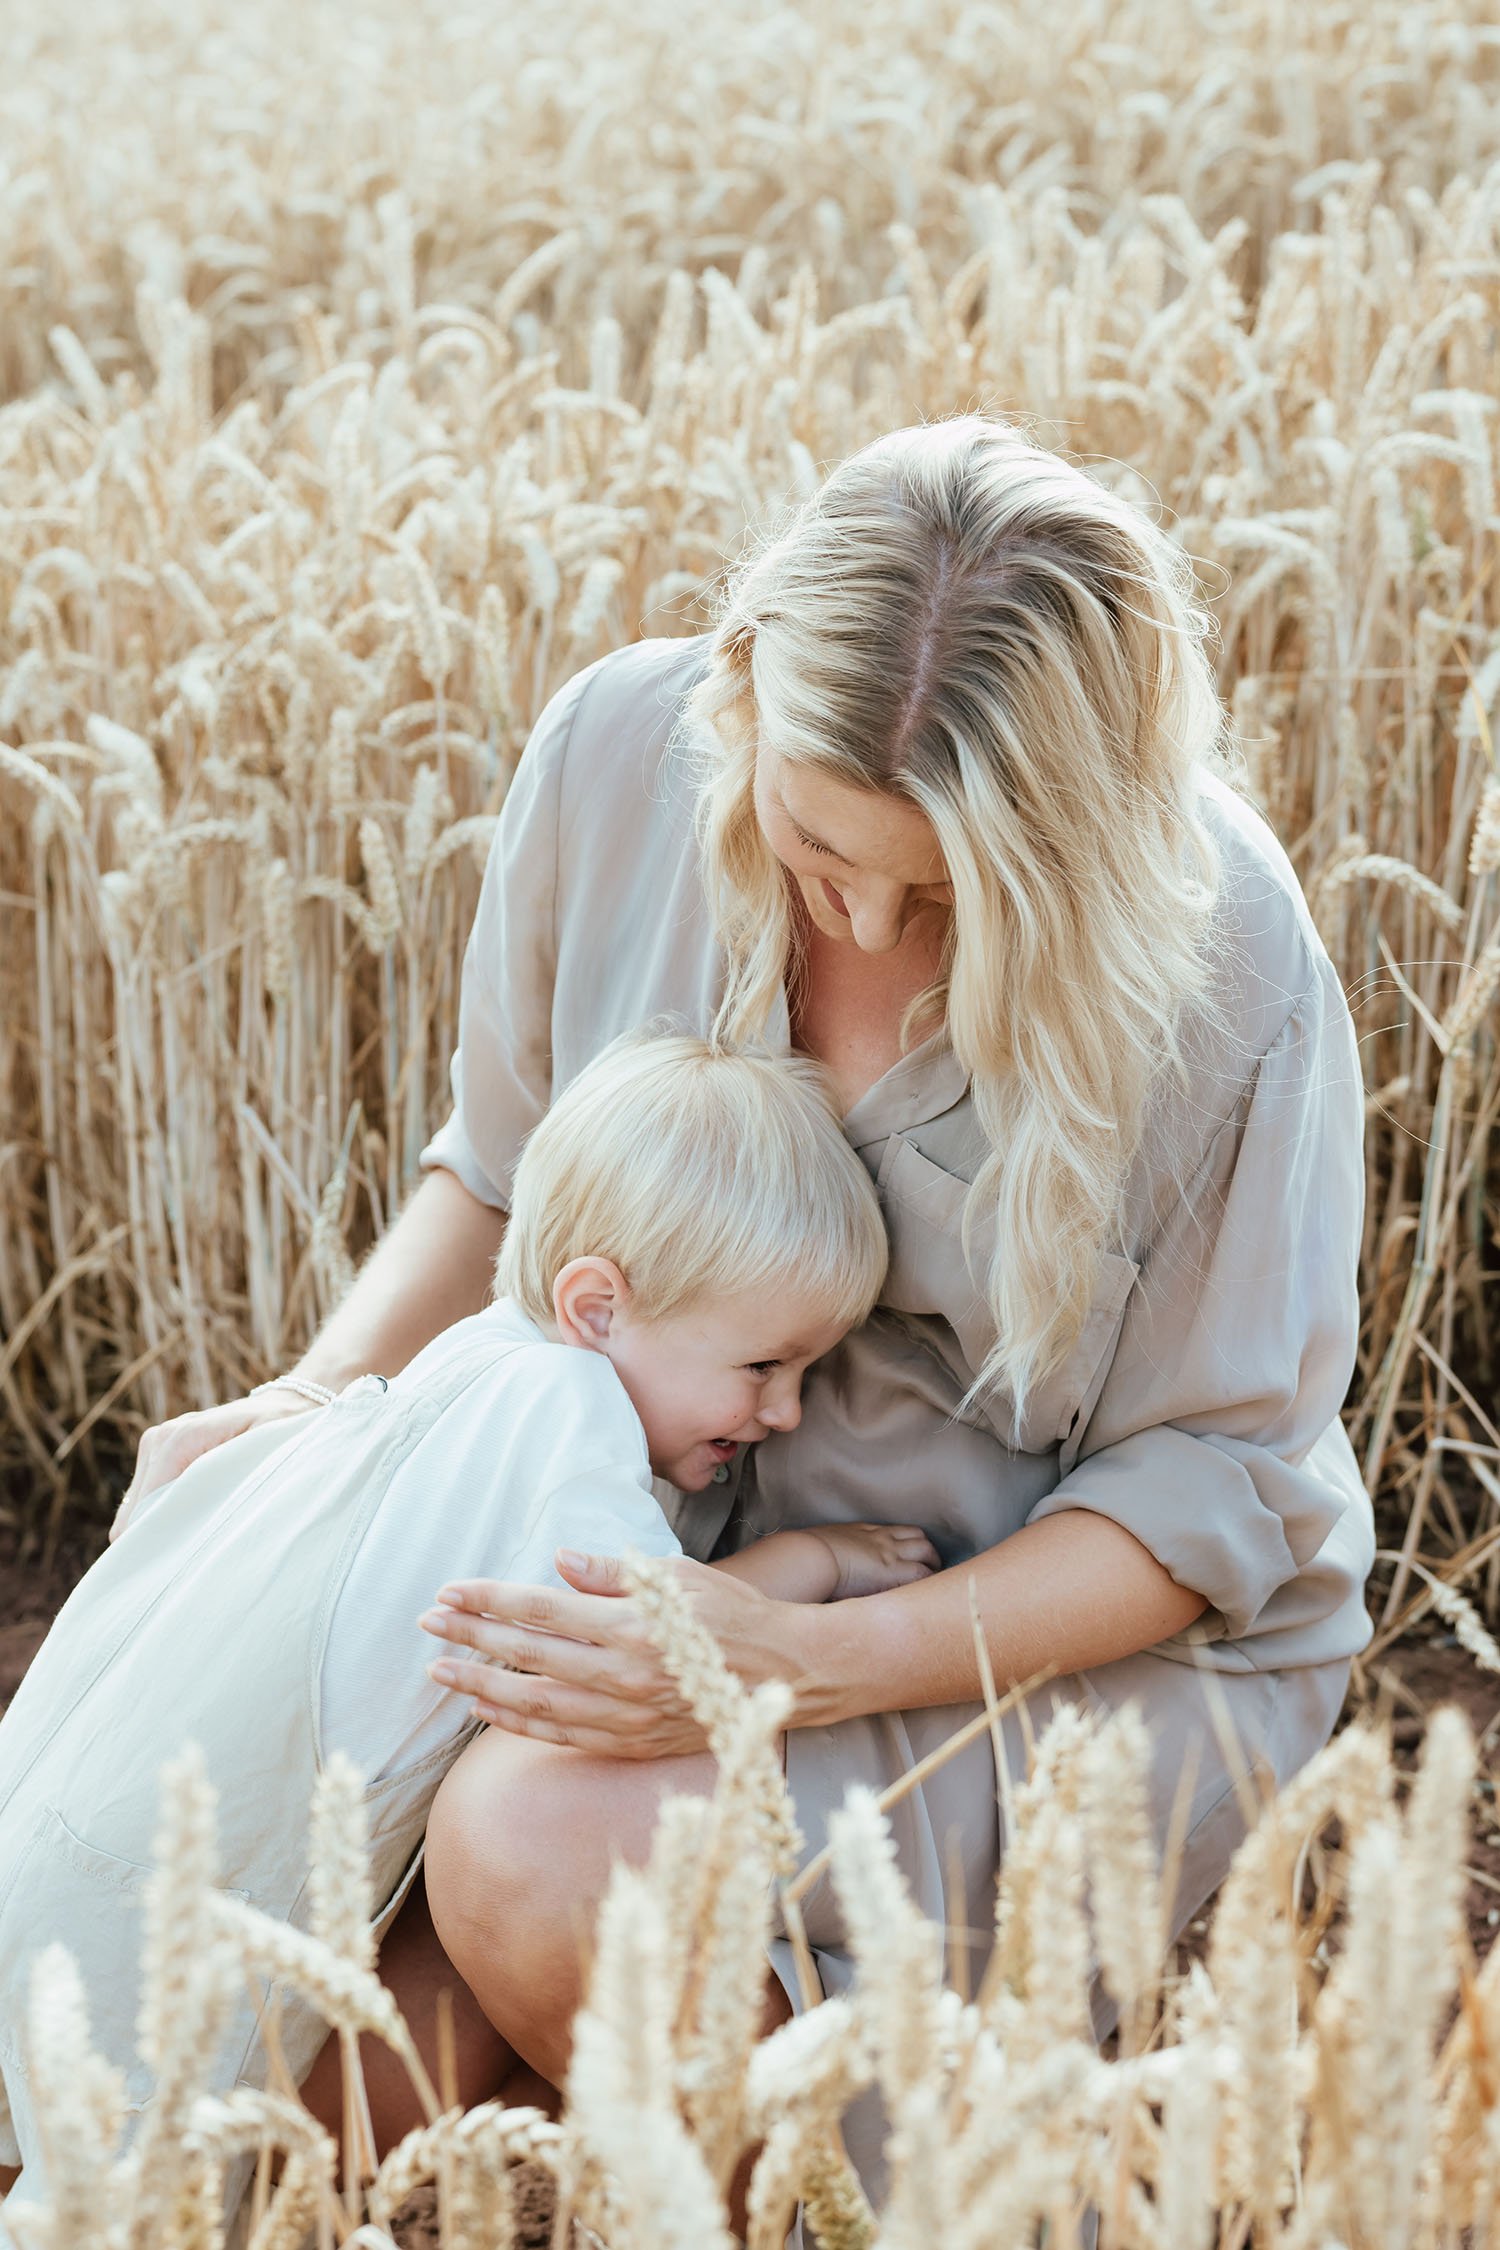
[765,982,971,1149]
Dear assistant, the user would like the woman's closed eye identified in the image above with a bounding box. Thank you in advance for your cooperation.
[794,825,838,858]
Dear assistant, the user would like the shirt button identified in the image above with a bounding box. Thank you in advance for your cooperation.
[711,1462,731,1485]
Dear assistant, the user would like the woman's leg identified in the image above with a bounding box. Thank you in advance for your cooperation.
[424,1730,793,2234]
[423,1726,727,2084]
[297,1864,526,2153]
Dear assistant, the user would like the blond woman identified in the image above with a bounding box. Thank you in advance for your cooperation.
[117,414,1374,2194]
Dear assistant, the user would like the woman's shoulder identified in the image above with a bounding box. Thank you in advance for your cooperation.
[504,633,717,891]
[577,630,716,704]
[1194,768,1340,1054]
[551,631,714,787]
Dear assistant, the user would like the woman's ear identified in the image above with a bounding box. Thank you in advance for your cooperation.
[552,1256,630,1349]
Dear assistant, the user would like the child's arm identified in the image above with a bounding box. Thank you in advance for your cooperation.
[710,1522,940,1604]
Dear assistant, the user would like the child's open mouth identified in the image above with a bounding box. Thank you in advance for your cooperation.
[708,1438,738,1462]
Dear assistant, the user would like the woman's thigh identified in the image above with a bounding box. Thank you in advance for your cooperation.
[773,1653,1351,2002]
[428,1723,722,1904]
[768,1654,1349,2207]
[428,1656,1350,2025]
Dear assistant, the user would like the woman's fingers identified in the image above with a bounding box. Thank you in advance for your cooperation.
[423,1621,657,1697]
[422,1576,631,1652]
[551,1548,629,1593]
[430,1654,696,1753]
[111,1392,314,1539]
[471,1707,701,1759]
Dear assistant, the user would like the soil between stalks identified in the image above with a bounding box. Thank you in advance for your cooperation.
[388,2170,556,2248]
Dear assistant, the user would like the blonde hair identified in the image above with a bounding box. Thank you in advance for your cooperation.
[680,413,1238,1431]
[494,1025,889,1335]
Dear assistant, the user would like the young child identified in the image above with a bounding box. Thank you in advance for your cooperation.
[0,1027,936,2213]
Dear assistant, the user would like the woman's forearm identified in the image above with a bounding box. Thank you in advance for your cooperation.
[788,1510,1208,1726]
[296,1167,508,1389]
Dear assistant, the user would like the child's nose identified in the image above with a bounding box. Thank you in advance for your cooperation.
[759,1383,803,1434]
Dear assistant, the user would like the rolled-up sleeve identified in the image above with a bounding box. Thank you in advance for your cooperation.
[418,664,597,1208]
[1025,959,1367,1644]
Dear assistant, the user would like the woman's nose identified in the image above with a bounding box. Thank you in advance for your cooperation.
[846,888,910,953]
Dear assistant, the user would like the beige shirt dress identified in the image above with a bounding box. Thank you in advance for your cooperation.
[420,632,1376,2167]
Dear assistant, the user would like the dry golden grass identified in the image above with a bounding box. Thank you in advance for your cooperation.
[4,1558,1499,2249]
[2,0,1497,1659]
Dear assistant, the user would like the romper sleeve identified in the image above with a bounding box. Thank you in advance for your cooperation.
[1023,956,1367,1645]
[418,662,599,1208]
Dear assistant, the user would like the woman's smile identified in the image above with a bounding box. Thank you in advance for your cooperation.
[822,878,852,918]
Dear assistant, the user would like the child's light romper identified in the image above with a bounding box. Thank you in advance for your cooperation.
[0,1311,677,2217]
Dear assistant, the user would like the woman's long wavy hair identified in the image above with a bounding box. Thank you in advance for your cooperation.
[681,413,1241,1432]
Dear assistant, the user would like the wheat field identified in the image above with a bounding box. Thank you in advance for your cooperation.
[2,0,1498,1604]
[1,0,1499,2237]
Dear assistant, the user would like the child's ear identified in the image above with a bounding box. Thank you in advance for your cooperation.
[552,1256,629,1349]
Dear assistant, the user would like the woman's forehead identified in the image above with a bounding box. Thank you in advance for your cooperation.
[766,748,946,881]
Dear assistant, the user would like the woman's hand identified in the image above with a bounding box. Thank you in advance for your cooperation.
[110,1388,318,1540]
[418,1551,818,1759]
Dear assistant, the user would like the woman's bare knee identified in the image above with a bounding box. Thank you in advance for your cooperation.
[424,1728,717,2077]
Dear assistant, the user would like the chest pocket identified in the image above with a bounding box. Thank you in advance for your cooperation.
[875,1134,1139,1459]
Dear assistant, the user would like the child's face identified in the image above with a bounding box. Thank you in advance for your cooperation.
[615,1287,853,1491]
[551,1262,851,1491]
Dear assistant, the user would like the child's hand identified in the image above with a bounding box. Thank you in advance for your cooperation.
[811,1521,941,1599]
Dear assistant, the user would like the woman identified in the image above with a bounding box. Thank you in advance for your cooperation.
[117,415,1374,2186]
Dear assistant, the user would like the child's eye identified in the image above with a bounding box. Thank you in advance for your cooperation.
[745,1360,779,1377]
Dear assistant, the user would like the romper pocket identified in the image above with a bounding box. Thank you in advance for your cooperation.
[0,1804,253,2148]
[876,1134,1139,1456]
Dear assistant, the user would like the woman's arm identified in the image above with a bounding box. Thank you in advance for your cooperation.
[417,1510,1204,1756]
[296,1168,507,1389]
[117,1170,505,1518]
[778,1511,1206,1722]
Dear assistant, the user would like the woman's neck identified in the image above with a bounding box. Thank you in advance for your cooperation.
[784,885,951,1107]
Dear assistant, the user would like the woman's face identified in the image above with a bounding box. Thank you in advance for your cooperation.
[752,744,954,953]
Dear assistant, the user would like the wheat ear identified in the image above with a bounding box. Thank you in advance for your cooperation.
[21,1944,129,2250]
[127,1745,243,2250]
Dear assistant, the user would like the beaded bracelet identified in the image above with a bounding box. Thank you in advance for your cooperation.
[251,1374,338,1408]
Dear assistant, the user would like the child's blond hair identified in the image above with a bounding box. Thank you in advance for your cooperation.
[494,1024,888,1333]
